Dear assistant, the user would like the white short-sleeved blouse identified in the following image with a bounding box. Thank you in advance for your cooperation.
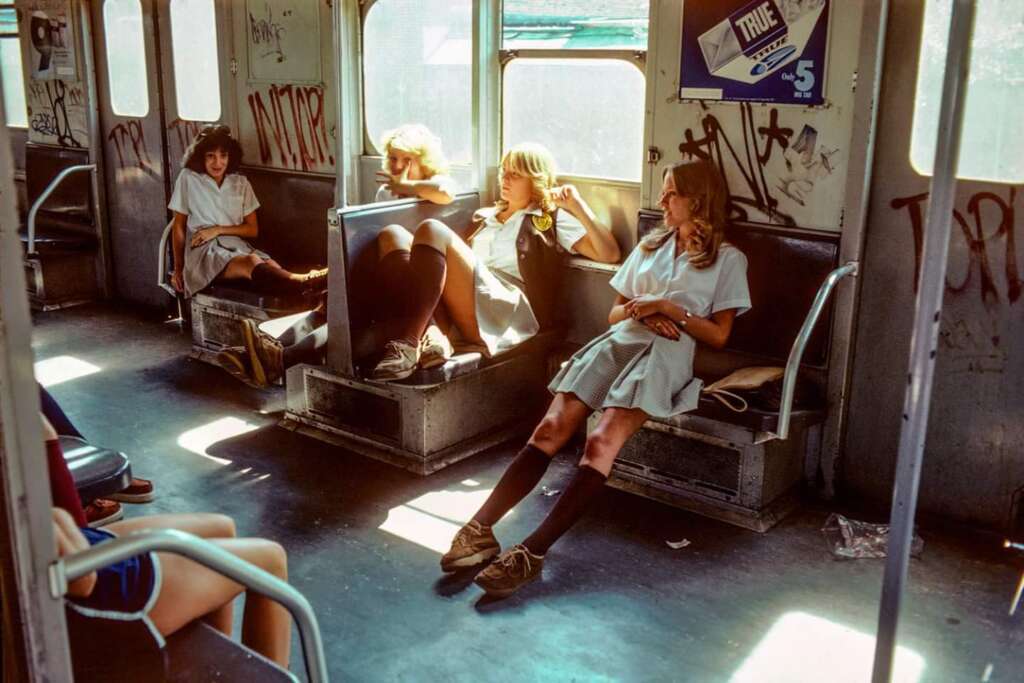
[470,205,588,283]
[168,169,260,233]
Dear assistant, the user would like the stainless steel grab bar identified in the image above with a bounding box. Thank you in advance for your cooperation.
[775,260,858,440]
[26,163,96,255]
[50,529,329,683]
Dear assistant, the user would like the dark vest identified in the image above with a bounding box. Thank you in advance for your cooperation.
[472,208,567,330]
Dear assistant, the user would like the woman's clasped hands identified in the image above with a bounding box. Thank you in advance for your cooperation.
[623,295,689,341]
[190,226,223,248]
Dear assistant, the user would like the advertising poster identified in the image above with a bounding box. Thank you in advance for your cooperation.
[679,0,829,105]
[26,0,77,80]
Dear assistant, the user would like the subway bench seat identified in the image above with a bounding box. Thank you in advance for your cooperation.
[160,167,332,365]
[590,212,852,532]
[283,193,562,475]
[20,145,102,311]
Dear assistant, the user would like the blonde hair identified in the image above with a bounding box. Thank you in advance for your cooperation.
[379,124,449,178]
[642,159,728,269]
[495,142,558,215]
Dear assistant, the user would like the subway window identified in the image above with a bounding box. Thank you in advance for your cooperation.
[103,0,148,117]
[363,0,473,164]
[0,3,26,127]
[169,0,220,122]
[910,0,1024,183]
[501,1,648,181]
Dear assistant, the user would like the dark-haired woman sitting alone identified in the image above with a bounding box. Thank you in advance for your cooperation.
[169,125,326,298]
[441,159,751,598]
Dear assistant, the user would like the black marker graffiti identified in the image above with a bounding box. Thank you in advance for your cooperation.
[892,188,1021,306]
[28,79,83,147]
[249,4,288,63]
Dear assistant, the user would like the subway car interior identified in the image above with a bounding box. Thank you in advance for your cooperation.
[1,0,1022,681]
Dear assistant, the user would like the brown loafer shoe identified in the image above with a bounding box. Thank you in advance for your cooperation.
[84,499,123,528]
[107,477,155,504]
[474,544,544,598]
[441,520,500,572]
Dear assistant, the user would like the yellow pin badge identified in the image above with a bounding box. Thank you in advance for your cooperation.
[531,213,553,232]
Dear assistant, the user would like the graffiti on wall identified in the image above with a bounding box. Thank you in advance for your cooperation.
[167,118,205,166]
[246,83,334,172]
[892,188,1021,306]
[891,187,1021,376]
[107,119,154,173]
[249,3,289,63]
[677,102,840,228]
[26,79,87,147]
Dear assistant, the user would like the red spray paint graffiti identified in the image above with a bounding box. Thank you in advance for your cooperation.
[247,83,335,172]
[892,188,1021,306]
[167,118,205,163]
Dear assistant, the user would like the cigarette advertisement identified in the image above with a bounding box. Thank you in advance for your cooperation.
[679,0,829,105]
[26,0,77,80]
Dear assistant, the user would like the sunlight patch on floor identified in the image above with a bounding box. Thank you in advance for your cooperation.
[35,355,101,387]
[730,611,925,683]
[379,487,498,554]
[176,416,260,465]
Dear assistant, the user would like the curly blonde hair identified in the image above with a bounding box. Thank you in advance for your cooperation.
[495,142,558,215]
[379,124,449,178]
[642,159,728,269]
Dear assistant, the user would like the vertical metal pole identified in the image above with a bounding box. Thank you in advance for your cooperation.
[871,2,976,681]
[0,67,75,682]
[331,0,347,208]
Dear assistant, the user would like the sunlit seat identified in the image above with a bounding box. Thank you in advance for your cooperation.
[285,193,566,474]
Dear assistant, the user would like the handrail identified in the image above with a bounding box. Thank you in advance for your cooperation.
[50,529,328,683]
[157,220,176,296]
[26,163,96,255]
[774,260,859,440]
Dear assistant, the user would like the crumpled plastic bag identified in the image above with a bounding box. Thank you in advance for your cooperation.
[821,513,924,560]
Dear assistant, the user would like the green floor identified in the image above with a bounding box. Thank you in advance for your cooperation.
[34,304,1024,682]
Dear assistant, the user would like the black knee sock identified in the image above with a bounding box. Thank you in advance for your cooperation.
[282,323,328,367]
[473,444,553,527]
[393,244,447,344]
[522,465,607,556]
[250,263,302,293]
[376,249,411,341]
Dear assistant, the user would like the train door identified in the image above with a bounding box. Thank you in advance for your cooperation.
[844,0,1023,529]
[156,0,235,183]
[91,0,170,308]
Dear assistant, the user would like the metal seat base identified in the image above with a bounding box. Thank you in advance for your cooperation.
[283,354,549,475]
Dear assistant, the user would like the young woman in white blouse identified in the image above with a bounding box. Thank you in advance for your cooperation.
[370,142,621,380]
[168,125,326,298]
[442,159,752,598]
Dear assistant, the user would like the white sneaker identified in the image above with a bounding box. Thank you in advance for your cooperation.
[419,325,453,369]
[371,340,420,380]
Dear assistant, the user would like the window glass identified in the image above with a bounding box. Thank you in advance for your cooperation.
[503,0,648,50]
[363,0,472,163]
[1,39,27,127]
[103,0,148,117]
[910,0,1024,183]
[503,58,644,181]
[169,0,220,122]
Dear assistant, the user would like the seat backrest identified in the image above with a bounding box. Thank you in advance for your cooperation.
[25,144,93,228]
[327,193,482,375]
[638,210,839,367]
[242,167,333,269]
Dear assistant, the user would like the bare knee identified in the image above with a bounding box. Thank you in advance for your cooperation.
[580,428,619,472]
[412,219,452,250]
[378,224,412,256]
[207,513,236,538]
[531,412,573,449]
[253,539,288,579]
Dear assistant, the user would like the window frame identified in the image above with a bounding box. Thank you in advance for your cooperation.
[0,1,26,129]
[102,0,150,118]
[167,0,222,123]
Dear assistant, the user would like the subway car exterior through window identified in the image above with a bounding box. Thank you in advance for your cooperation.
[1,0,1022,680]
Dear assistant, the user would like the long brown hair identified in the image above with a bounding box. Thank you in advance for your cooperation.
[642,159,727,269]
